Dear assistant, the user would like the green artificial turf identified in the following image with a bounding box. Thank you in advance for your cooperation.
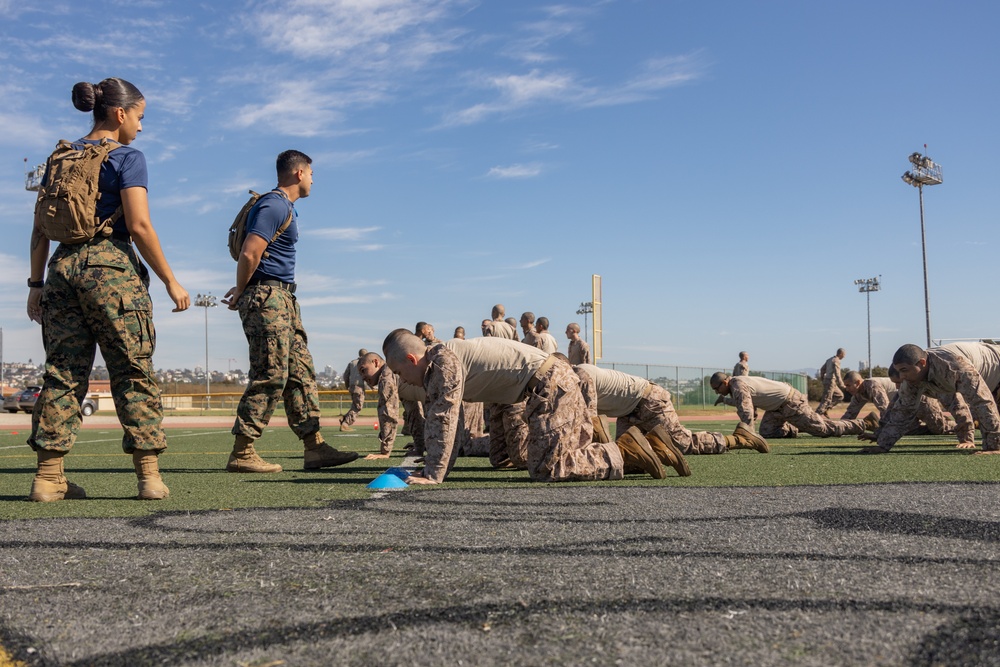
[0,420,997,520]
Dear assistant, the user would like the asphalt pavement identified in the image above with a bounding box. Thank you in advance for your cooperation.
[2,482,1000,666]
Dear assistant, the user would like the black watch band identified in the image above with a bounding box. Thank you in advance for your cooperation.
[27,279,44,288]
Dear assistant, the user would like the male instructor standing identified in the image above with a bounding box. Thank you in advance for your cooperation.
[222,150,357,473]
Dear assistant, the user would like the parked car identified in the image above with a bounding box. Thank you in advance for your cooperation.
[17,386,42,413]
[3,392,20,413]
[81,396,97,417]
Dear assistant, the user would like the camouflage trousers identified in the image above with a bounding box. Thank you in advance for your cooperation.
[402,399,425,451]
[376,379,399,455]
[30,238,165,454]
[760,390,867,438]
[232,285,320,441]
[342,385,365,426]
[488,401,529,468]
[816,381,845,415]
[615,385,728,455]
[526,359,623,482]
[457,401,486,457]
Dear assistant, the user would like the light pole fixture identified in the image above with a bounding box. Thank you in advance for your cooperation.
[194,293,217,408]
[901,146,942,347]
[576,301,593,343]
[854,276,881,378]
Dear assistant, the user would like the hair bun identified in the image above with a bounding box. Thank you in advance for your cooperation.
[71,81,97,112]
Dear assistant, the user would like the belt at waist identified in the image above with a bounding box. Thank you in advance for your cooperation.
[247,278,296,293]
[526,355,559,391]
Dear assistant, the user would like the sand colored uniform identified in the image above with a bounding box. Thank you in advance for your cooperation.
[843,377,897,420]
[867,384,971,445]
[877,345,1000,451]
[733,360,749,377]
[536,332,559,354]
[371,364,399,455]
[457,401,490,457]
[724,375,867,438]
[483,320,517,339]
[342,357,365,426]
[568,339,591,365]
[418,338,622,483]
[816,355,846,415]
[576,364,728,455]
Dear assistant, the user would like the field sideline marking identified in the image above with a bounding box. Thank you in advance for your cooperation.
[0,430,228,451]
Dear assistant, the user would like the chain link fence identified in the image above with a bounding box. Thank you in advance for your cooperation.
[596,363,809,408]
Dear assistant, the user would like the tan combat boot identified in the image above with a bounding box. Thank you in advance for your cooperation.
[339,416,354,433]
[227,435,283,473]
[303,432,359,469]
[644,427,692,477]
[29,449,87,502]
[592,415,611,444]
[724,423,771,453]
[616,426,665,479]
[133,450,170,500]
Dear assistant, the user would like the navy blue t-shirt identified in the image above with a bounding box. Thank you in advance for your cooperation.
[74,139,148,236]
[246,190,298,283]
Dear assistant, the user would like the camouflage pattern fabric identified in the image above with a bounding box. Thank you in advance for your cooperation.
[733,360,749,376]
[342,385,365,426]
[375,365,399,455]
[913,395,956,436]
[816,355,846,414]
[419,345,464,482]
[232,285,321,441]
[871,392,971,445]
[615,384,727,455]
[576,367,726,455]
[525,358,622,482]
[877,348,1000,451]
[458,432,491,457]
[402,399,425,450]
[456,401,486,457]
[753,390,867,439]
[843,378,895,420]
[487,401,529,469]
[29,238,165,454]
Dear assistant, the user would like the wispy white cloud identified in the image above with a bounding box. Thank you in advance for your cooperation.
[247,0,467,70]
[587,53,706,107]
[499,3,593,64]
[305,226,381,241]
[442,52,705,127]
[486,163,542,179]
[506,258,551,270]
[299,291,397,307]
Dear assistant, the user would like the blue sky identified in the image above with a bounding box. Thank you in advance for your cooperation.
[1,0,998,377]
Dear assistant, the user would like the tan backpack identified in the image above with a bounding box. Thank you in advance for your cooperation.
[33,139,123,244]
[227,189,293,261]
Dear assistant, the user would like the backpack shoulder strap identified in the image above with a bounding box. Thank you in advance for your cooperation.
[266,189,294,244]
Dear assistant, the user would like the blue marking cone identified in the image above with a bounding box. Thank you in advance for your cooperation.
[367,472,410,490]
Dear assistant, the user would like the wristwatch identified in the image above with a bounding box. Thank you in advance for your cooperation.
[27,279,44,288]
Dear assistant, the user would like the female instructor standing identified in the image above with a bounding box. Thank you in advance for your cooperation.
[26,77,189,501]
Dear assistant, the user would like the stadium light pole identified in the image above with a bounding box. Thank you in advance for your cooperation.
[854,276,881,377]
[195,294,217,409]
[576,301,593,343]
[902,147,942,348]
